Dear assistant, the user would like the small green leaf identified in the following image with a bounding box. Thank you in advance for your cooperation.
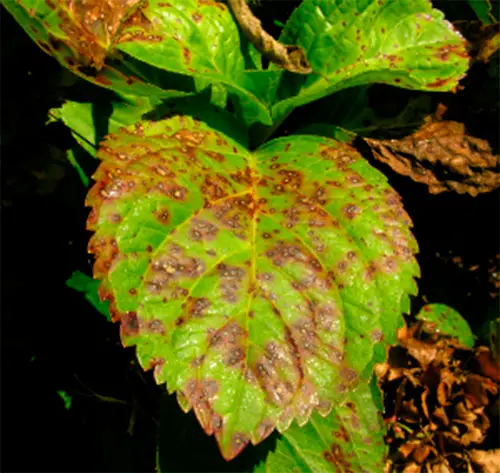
[254,379,386,473]
[468,0,496,25]
[271,0,469,123]
[66,149,89,187]
[87,115,418,459]
[416,303,474,348]
[66,271,111,321]
[57,390,73,410]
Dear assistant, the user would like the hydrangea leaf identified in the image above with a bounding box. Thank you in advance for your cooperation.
[467,0,496,25]
[2,0,196,98]
[86,115,419,460]
[271,0,469,124]
[66,271,111,320]
[254,379,386,473]
[49,95,249,157]
[114,0,273,126]
[416,303,474,348]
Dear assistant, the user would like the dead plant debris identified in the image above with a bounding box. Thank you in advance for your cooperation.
[379,321,500,473]
[365,120,500,197]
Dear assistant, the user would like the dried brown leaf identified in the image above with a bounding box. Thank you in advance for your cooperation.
[365,120,500,196]
[470,449,500,473]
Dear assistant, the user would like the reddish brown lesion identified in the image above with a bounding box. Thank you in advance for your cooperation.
[155,182,188,200]
[200,174,231,201]
[153,208,170,224]
[185,296,211,318]
[343,203,361,220]
[184,378,220,436]
[44,0,145,69]
[217,264,247,303]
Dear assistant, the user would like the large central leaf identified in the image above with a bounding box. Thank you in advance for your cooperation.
[87,115,419,459]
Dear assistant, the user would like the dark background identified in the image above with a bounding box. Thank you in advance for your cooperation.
[2,2,499,472]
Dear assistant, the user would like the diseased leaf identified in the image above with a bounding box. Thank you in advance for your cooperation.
[49,95,250,157]
[416,303,474,348]
[271,0,469,124]
[254,380,386,473]
[2,0,197,98]
[365,120,500,196]
[112,0,274,126]
[86,115,419,459]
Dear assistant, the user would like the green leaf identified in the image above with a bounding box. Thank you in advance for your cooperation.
[66,271,111,321]
[467,0,496,25]
[254,378,386,473]
[87,115,418,459]
[49,94,250,154]
[66,148,90,187]
[49,96,160,157]
[114,0,273,126]
[271,0,469,124]
[56,390,73,410]
[416,303,474,348]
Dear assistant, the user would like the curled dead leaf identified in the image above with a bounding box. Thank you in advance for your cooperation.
[382,321,500,473]
[365,120,500,196]
[470,449,500,473]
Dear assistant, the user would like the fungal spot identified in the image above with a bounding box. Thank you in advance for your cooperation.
[192,12,202,22]
[189,218,219,241]
[334,425,351,443]
[340,367,357,383]
[256,419,274,440]
[148,357,165,379]
[148,319,165,334]
[231,433,250,456]
[211,414,223,432]
[225,347,244,366]
[186,297,210,318]
[323,444,352,470]
[191,355,205,367]
[343,203,360,219]
[154,208,170,224]
[371,329,383,342]
[121,311,139,336]
[218,264,246,303]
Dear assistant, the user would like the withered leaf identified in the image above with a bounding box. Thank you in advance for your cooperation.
[470,449,500,473]
[365,120,500,196]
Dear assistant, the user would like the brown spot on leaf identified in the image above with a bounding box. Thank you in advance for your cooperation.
[186,297,210,318]
[323,444,354,472]
[121,311,139,336]
[218,264,246,303]
[231,433,250,458]
[189,218,219,241]
[343,203,360,219]
[154,208,170,224]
